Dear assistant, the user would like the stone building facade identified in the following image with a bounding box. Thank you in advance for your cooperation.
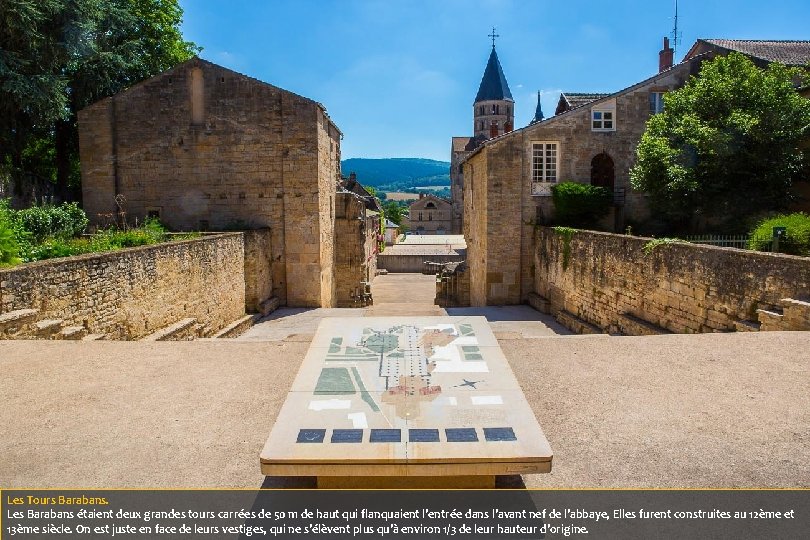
[78,57,342,307]
[406,194,453,235]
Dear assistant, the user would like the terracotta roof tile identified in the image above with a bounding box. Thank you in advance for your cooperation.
[701,39,810,66]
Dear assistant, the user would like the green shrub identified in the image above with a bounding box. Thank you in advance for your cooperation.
[14,202,89,242]
[15,205,53,243]
[551,182,612,228]
[0,204,20,266]
[748,213,810,256]
[27,238,90,261]
[50,202,89,238]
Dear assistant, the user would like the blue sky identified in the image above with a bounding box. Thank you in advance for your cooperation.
[179,0,809,161]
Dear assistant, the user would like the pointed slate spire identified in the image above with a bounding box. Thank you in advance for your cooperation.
[474,47,513,103]
[533,91,545,123]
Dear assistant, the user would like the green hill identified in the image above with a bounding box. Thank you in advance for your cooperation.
[341,158,450,190]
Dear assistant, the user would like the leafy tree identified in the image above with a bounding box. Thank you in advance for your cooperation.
[0,0,199,201]
[382,200,403,226]
[630,52,810,231]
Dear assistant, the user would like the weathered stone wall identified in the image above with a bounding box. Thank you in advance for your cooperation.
[435,263,470,308]
[78,57,341,307]
[243,229,274,313]
[0,234,246,340]
[334,192,378,307]
[534,227,810,334]
[464,152,488,305]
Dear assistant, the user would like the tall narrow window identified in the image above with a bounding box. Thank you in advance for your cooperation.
[531,142,558,195]
[191,67,204,124]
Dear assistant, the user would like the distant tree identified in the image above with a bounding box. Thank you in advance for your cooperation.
[382,200,403,226]
[0,0,199,201]
[630,52,810,231]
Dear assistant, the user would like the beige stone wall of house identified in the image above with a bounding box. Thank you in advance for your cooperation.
[78,58,342,308]
[534,227,810,334]
[406,194,453,235]
[0,235,246,340]
[464,154,488,306]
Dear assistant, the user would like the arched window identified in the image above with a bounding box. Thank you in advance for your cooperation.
[489,120,499,139]
[425,202,436,209]
[590,152,615,191]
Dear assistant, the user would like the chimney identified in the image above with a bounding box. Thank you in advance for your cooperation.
[659,37,674,72]
[419,193,425,199]
[349,172,357,181]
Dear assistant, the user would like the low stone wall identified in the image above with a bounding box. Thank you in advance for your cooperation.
[435,263,470,307]
[378,253,465,273]
[534,227,810,334]
[243,229,275,314]
[0,234,249,340]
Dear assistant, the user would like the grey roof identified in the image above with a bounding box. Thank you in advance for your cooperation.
[475,47,513,102]
[560,92,611,109]
[692,39,810,66]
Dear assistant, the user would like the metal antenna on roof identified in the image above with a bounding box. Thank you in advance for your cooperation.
[671,0,682,57]
[488,27,499,49]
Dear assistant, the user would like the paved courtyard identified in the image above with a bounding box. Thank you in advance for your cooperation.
[240,274,570,340]
[1,331,807,488]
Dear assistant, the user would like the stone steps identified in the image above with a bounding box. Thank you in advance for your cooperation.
[780,298,810,330]
[555,310,603,335]
[213,314,260,339]
[527,292,550,314]
[60,326,87,340]
[734,319,761,332]
[259,296,281,317]
[141,318,197,341]
[0,309,40,339]
[35,319,64,338]
[757,308,785,331]
[618,313,672,336]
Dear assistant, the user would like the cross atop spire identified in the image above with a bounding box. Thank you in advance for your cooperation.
[488,27,499,49]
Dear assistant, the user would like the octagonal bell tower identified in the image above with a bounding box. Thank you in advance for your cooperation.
[473,32,514,139]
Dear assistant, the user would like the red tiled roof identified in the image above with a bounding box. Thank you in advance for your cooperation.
[695,39,810,66]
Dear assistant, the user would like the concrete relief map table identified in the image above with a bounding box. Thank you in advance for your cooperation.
[260,317,553,488]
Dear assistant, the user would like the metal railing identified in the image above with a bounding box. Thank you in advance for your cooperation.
[684,234,750,249]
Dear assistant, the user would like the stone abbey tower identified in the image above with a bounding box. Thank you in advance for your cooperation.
[450,32,514,233]
[472,43,514,138]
